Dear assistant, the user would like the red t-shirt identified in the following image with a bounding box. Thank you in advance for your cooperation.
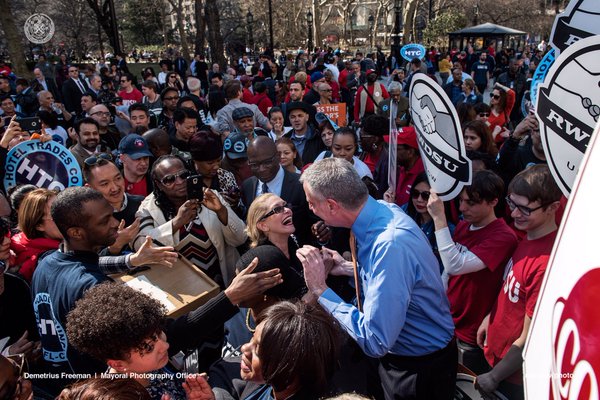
[118,88,144,107]
[394,158,424,207]
[447,219,518,345]
[124,176,149,197]
[485,230,557,384]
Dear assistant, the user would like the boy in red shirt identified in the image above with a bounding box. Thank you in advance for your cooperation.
[475,165,562,399]
[428,170,518,374]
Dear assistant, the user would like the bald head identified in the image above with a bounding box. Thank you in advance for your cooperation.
[89,104,111,128]
[248,136,277,156]
[142,128,172,157]
[247,136,279,182]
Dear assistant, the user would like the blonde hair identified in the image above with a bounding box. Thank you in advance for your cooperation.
[294,71,307,85]
[246,193,279,247]
[18,188,58,239]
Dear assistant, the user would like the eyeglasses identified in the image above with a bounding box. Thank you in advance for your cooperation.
[505,195,544,216]
[410,190,430,201]
[259,203,290,221]
[91,111,111,117]
[248,155,277,169]
[490,93,501,100]
[478,112,490,117]
[84,153,112,166]
[163,96,180,101]
[160,169,190,186]
[6,353,27,399]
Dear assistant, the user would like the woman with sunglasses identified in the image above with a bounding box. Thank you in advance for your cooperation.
[135,155,247,288]
[402,173,455,272]
[165,73,184,95]
[488,83,516,144]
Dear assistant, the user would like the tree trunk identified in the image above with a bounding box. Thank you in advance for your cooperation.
[194,0,206,56]
[204,0,226,68]
[0,0,30,77]
[87,0,120,54]
[403,0,418,44]
[312,0,320,50]
[174,8,191,60]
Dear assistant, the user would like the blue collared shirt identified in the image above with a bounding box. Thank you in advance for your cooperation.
[255,166,285,197]
[319,197,454,358]
[290,126,314,158]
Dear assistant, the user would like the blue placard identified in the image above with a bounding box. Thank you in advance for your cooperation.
[3,140,83,192]
[530,48,555,107]
[400,44,426,62]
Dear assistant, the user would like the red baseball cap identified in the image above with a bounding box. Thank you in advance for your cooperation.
[396,126,418,149]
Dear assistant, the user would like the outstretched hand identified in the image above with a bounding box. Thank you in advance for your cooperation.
[130,236,178,267]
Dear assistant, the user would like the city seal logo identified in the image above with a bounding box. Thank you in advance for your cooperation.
[535,35,600,196]
[24,14,55,44]
[550,0,600,56]
[409,74,471,201]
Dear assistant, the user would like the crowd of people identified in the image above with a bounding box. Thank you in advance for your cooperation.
[0,39,561,400]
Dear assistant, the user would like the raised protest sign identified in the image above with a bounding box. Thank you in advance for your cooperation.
[535,35,600,196]
[315,103,347,127]
[3,140,83,192]
[400,44,426,62]
[549,0,600,56]
[409,74,471,200]
[523,120,600,399]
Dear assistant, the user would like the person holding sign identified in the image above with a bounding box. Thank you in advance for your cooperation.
[427,170,518,374]
[475,165,562,399]
[298,158,457,400]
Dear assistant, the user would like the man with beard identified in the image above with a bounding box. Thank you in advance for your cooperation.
[118,134,153,197]
[353,69,389,124]
[89,104,122,150]
[69,118,108,169]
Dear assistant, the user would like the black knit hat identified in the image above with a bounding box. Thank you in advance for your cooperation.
[236,245,306,300]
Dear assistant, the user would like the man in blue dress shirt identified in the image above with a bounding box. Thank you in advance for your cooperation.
[298,157,457,399]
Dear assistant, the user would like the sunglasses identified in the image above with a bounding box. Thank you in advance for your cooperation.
[259,203,290,221]
[410,190,430,201]
[6,353,27,399]
[478,112,490,117]
[248,155,277,169]
[160,169,190,186]
[84,153,112,166]
[505,195,544,216]
[490,93,501,100]
[321,89,332,92]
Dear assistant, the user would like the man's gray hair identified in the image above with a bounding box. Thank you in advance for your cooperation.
[388,81,402,92]
[300,158,368,210]
[187,77,201,91]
